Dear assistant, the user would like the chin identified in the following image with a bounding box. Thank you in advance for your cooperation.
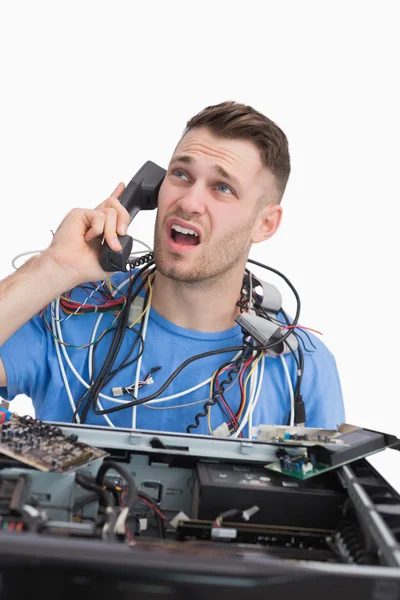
[155,258,203,284]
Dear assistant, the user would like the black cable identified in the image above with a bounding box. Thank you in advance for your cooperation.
[280,307,306,425]
[185,362,239,434]
[92,339,267,416]
[76,256,302,423]
[95,460,137,511]
[243,269,305,425]
[80,276,137,421]
[137,490,166,538]
[72,324,145,423]
[75,474,114,509]
[97,279,151,385]
[89,266,154,401]
[253,299,315,354]
[247,258,301,326]
[296,330,316,353]
[81,277,142,423]
[72,388,91,423]
[294,328,317,352]
[92,325,144,390]
[79,263,155,422]
[251,297,301,370]
[280,308,304,395]
[186,336,253,433]
[92,260,301,418]
[128,252,154,270]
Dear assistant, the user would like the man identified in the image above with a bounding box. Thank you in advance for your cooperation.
[0,101,345,435]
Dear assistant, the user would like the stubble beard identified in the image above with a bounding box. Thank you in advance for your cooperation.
[153,214,255,287]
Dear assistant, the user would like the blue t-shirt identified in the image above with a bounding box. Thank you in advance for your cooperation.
[0,272,345,436]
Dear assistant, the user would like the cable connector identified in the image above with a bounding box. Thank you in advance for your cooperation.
[294,395,306,426]
[112,387,125,397]
[214,505,260,528]
[138,518,148,532]
[169,511,190,530]
[242,505,260,521]
[213,422,230,438]
[149,366,161,375]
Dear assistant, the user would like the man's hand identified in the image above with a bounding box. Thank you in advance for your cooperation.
[45,183,131,286]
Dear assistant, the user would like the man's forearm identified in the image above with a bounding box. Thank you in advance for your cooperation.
[0,252,77,347]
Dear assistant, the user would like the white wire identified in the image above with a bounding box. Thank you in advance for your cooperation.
[279,354,295,426]
[11,238,152,271]
[11,250,42,270]
[51,257,269,428]
[50,301,80,422]
[57,274,225,427]
[114,506,129,534]
[141,381,212,405]
[231,354,265,439]
[54,297,115,427]
[247,356,259,438]
[128,305,245,426]
[143,397,214,410]
[87,276,222,406]
[52,280,106,323]
[131,299,151,430]
[130,238,153,252]
[144,351,243,406]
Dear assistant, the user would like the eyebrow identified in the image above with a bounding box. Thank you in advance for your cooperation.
[170,154,241,188]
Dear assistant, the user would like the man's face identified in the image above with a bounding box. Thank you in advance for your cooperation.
[153,127,276,285]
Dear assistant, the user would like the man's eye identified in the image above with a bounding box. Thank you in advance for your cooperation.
[216,183,233,195]
[173,169,189,181]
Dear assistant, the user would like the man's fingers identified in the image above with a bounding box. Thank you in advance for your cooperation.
[110,182,125,199]
[100,194,130,236]
[102,207,122,251]
[84,211,106,243]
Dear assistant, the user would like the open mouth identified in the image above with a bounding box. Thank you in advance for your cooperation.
[169,224,201,246]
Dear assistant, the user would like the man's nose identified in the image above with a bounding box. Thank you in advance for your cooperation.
[175,182,206,215]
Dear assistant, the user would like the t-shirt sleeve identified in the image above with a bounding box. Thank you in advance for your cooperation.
[302,339,345,430]
[0,313,50,410]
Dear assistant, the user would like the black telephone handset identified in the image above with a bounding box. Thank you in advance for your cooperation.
[99,161,166,272]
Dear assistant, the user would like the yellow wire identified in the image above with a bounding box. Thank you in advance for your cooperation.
[207,353,263,436]
[129,273,154,329]
[107,278,114,295]
[237,353,263,422]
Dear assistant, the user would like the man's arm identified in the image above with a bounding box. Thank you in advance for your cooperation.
[0,252,77,386]
[0,357,7,388]
[0,182,130,388]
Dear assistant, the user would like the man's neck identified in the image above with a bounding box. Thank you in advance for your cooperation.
[151,269,244,332]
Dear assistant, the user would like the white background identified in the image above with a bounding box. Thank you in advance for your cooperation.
[1,1,399,488]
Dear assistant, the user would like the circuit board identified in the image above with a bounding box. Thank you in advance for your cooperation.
[256,424,347,446]
[0,414,107,473]
[265,452,329,480]
[256,423,392,480]
[265,442,386,480]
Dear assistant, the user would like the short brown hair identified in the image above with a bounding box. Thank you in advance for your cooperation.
[184,101,290,203]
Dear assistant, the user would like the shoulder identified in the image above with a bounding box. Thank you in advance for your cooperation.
[296,330,344,428]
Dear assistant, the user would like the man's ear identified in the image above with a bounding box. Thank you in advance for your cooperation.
[251,203,283,244]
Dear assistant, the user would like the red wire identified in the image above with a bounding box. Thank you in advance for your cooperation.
[235,355,254,420]
[121,488,167,522]
[215,365,240,430]
[282,325,323,335]
[139,496,167,521]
